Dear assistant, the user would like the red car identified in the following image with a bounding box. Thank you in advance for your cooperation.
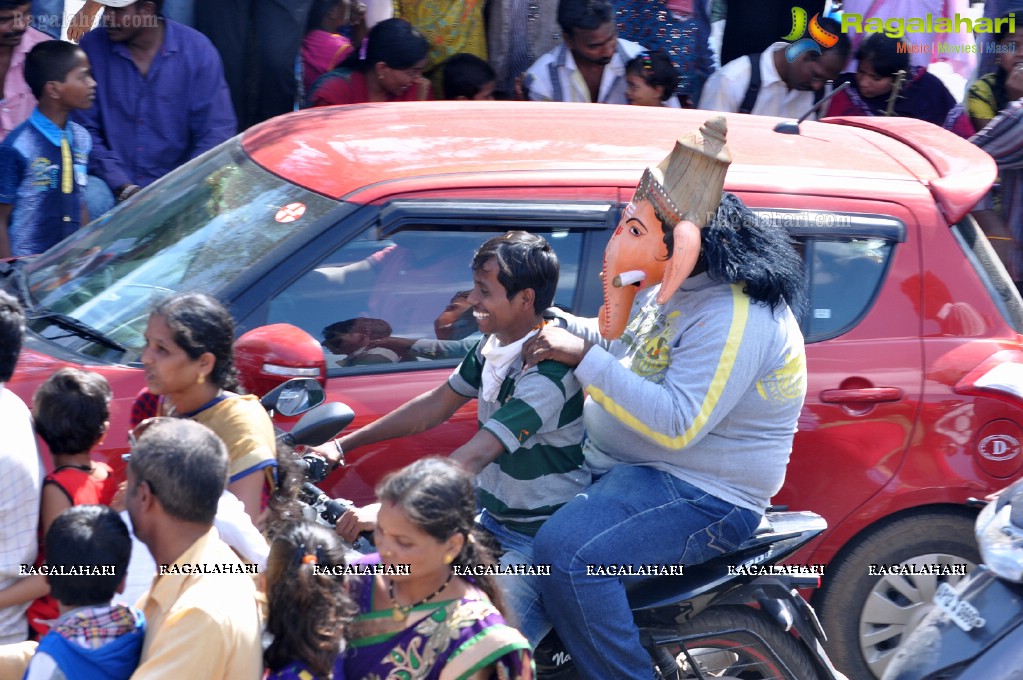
[4,103,1021,678]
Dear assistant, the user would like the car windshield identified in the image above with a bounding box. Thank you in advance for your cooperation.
[21,140,339,361]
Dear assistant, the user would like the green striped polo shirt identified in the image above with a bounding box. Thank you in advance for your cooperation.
[448,340,587,536]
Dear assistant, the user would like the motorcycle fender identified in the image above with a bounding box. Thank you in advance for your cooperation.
[711,578,837,675]
[884,567,1023,680]
[955,629,1023,680]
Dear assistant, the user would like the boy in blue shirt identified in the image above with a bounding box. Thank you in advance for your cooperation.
[0,40,94,258]
[23,505,144,680]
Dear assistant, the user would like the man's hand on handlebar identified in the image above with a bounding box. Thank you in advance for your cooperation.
[306,435,349,470]
[336,503,380,543]
[300,452,330,483]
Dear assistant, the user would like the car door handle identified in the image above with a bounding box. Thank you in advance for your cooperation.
[820,387,904,403]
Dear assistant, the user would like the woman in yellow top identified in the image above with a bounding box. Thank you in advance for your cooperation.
[392,0,488,94]
[140,292,277,524]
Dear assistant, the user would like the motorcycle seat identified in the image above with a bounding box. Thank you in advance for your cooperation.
[752,514,774,536]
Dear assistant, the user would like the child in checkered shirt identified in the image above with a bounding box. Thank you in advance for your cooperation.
[23,505,144,680]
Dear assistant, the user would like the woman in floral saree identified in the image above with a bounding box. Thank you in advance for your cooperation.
[343,458,533,680]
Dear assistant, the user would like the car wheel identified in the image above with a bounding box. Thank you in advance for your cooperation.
[653,606,824,679]
[816,510,979,679]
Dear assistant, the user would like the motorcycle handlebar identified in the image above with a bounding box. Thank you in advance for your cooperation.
[300,481,354,527]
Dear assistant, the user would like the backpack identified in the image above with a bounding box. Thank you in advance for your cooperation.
[739,53,824,116]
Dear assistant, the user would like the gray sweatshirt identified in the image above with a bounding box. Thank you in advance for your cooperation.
[563,273,807,512]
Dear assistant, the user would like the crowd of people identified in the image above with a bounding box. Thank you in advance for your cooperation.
[0,286,535,679]
[1,0,1022,275]
[2,0,1023,678]
[0,101,816,679]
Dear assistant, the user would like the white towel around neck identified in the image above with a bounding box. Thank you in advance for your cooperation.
[479,329,539,402]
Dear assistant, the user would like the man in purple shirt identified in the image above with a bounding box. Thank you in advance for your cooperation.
[73,0,235,211]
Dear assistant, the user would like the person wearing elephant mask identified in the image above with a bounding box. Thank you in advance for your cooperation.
[521,116,809,677]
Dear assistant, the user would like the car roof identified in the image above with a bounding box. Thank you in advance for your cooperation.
[243,102,994,223]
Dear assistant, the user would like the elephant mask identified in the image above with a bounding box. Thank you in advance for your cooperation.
[598,117,732,339]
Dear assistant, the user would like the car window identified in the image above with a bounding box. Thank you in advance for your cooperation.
[803,237,893,342]
[951,215,1023,333]
[266,226,584,372]
[21,140,340,361]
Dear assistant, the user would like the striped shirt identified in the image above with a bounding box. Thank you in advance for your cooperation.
[449,340,587,536]
[972,99,1023,277]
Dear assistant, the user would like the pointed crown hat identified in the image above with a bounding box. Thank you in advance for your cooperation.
[634,116,732,228]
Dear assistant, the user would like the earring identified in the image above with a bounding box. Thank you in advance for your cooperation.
[197,373,206,385]
[443,555,453,565]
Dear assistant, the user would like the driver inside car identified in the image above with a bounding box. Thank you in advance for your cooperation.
[311,232,480,348]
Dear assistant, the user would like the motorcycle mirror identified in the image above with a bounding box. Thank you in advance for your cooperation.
[995,476,1023,512]
[1011,499,1023,531]
[260,377,326,417]
[998,477,1023,529]
[288,402,356,447]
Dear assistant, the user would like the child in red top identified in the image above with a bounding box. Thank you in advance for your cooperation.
[0,367,118,638]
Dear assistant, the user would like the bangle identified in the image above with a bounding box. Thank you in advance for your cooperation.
[987,235,1014,241]
[332,438,344,469]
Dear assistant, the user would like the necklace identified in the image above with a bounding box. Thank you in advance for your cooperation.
[387,570,454,621]
[53,463,95,473]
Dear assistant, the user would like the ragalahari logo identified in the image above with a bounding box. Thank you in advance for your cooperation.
[782,7,838,62]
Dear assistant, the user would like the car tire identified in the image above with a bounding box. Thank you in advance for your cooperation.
[815,510,979,679]
[653,605,825,679]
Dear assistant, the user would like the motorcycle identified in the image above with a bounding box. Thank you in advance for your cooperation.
[533,508,846,680]
[882,477,1023,680]
[259,372,842,678]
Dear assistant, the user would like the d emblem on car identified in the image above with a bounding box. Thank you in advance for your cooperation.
[979,434,1021,462]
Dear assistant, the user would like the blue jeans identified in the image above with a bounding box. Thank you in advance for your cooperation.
[84,176,115,223]
[478,511,550,648]
[533,465,761,679]
[30,0,63,37]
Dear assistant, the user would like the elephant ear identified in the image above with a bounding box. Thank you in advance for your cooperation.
[656,220,701,305]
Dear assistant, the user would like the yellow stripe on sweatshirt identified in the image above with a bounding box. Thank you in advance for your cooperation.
[588,284,750,449]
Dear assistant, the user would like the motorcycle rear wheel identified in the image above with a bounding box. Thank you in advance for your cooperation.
[652,606,824,680]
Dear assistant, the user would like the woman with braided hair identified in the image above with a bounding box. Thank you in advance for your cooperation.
[136,292,277,525]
